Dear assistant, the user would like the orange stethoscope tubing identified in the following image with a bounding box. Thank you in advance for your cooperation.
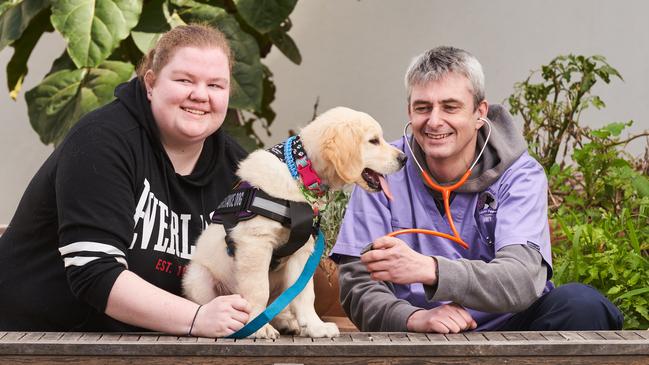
[388,117,493,250]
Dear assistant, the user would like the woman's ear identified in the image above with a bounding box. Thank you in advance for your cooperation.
[144,70,155,100]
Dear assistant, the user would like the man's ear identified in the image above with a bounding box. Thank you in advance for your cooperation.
[476,100,489,129]
[144,70,155,100]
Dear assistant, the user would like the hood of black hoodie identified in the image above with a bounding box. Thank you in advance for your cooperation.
[114,77,225,187]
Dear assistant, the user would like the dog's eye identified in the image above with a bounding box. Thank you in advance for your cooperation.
[369,138,380,145]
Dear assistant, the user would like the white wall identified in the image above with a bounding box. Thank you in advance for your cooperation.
[2,0,648,223]
[1,33,64,223]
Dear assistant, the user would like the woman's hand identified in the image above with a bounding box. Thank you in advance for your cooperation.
[360,236,437,285]
[407,303,477,333]
[192,294,251,338]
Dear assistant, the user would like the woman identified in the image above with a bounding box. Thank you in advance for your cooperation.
[0,24,251,337]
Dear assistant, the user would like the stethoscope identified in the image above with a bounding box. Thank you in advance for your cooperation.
[385,117,493,250]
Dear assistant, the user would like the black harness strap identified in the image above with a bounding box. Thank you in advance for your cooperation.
[212,184,316,263]
[274,201,315,257]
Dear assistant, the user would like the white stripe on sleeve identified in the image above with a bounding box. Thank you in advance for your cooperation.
[62,256,129,269]
[59,241,128,269]
[59,241,126,257]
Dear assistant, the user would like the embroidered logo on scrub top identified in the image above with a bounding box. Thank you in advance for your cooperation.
[475,191,497,246]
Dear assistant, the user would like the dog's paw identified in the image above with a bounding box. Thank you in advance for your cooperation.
[272,317,301,335]
[251,324,280,339]
[302,322,339,338]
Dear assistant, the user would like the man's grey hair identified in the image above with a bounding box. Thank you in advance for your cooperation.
[405,46,485,108]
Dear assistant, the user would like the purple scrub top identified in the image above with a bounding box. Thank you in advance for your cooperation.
[332,136,554,330]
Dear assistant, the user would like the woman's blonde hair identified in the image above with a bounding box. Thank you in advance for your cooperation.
[136,23,233,80]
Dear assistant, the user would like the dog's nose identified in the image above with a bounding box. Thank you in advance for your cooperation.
[397,153,407,167]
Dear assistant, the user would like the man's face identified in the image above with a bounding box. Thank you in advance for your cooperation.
[408,72,487,173]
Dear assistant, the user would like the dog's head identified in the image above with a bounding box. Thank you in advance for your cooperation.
[299,107,406,199]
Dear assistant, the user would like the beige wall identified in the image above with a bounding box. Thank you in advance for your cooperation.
[1,0,648,223]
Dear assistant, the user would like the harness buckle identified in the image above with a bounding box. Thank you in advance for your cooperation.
[296,157,323,195]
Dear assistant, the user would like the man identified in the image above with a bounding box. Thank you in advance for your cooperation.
[330,46,623,333]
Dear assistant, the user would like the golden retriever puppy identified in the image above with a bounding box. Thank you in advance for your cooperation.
[183,107,406,339]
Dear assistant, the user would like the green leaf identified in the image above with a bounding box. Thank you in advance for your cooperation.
[615,287,649,302]
[234,0,297,34]
[130,0,172,53]
[268,27,301,64]
[179,4,263,110]
[607,286,621,295]
[590,129,610,139]
[25,60,134,145]
[257,64,276,124]
[603,122,627,137]
[51,0,142,67]
[6,7,51,99]
[221,108,258,152]
[0,0,50,51]
[632,175,649,198]
[0,0,15,16]
[628,272,641,286]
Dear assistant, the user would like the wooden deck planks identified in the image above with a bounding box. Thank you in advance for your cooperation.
[618,331,645,341]
[0,330,647,363]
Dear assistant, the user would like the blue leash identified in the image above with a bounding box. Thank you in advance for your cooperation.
[227,230,325,339]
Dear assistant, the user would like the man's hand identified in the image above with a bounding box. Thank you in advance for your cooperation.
[407,303,477,333]
[360,236,437,285]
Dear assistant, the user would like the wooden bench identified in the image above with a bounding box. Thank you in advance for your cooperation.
[1,331,647,364]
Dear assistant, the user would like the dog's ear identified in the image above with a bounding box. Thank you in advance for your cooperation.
[320,121,364,183]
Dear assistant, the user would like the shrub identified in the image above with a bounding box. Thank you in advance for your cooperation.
[508,54,649,329]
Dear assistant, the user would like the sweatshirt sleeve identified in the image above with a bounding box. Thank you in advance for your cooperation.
[425,244,548,312]
[55,122,135,312]
[336,255,421,332]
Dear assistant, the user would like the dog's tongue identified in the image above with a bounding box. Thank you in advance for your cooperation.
[378,175,394,201]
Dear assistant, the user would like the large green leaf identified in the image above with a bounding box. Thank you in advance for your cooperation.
[25,60,134,145]
[268,27,300,65]
[0,0,15,16]
[234,0,296,34]
[178,3,263,110]
[6,7,52,99]
[221,108,258,152]
[229,55,263,110]
[50,0,142,67]
[130,0,172,54]
[0,0,50,51]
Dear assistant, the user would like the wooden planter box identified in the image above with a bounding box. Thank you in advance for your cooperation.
[313,257,357,332]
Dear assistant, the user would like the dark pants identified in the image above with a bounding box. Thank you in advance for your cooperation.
[497,283,624,331]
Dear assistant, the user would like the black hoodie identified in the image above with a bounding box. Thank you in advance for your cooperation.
[0,78,247,331]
